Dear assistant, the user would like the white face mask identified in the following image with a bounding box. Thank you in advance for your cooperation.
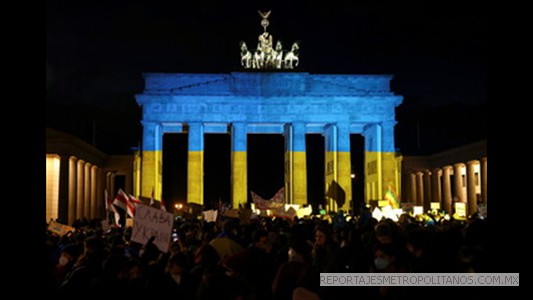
[59,255,70,267]
[288,248,297,260]
[171,274,181,285]
[374,257,390,271]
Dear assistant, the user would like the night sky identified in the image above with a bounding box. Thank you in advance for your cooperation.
[46,0,486,206]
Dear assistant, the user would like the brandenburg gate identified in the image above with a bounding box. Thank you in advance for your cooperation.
[134,11,403,212]
[135,72,403,212]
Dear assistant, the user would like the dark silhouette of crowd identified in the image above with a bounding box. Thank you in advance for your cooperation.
[45,212,490,298]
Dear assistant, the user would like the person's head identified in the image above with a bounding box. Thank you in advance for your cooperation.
[222,219,238,236]
[288,237,311,261]
[222,252,250,278]
[194,244,220,265]
[405,227,433,258]
[110,235,127,253]
[167,253,189,284]
[167,253,189,276]
[58,244,81,267]
[252,230,270,252]
[128,258,144,280]
[375,223,394,244]
[83,236,105,255]
[374,243,398,271]
[314,224,331,246]
[102,254,130,280]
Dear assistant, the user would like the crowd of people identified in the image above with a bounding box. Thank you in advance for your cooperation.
[45,210,489,298]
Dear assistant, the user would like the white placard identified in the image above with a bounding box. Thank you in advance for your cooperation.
[131,204,174,253]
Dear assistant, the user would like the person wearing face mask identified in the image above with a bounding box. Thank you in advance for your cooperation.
[373,243,407,299]
[373,243,406,272]
[155,253,197,298]
[272,228,318,300]
[54,244,81,286]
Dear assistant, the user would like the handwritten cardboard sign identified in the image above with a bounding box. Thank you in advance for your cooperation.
[131,204,174,253]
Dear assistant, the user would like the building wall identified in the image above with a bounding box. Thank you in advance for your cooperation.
[401,140,487,216]
[46,128,133,225]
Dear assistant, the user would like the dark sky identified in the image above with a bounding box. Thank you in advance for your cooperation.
[46,0,486,205]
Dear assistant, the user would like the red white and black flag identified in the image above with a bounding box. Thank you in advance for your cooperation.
[113,189,129,211]
[104,189,120,225]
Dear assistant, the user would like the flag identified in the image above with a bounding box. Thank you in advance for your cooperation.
[105,189,120,225]
[384,186,400,209]
[325,180,346,208]
[127,194,143,218]
[251,187,285,210]
[104,189,110,212]
[113,189,129,211]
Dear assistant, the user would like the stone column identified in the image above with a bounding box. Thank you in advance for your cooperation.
[68,156,77,225]
[423,170,432,211]
[337,123,352,212]
[453,163,466,203]
[324,124,338,211]
[415,171,424,207]
[410,172,417,204]
[431,168,442,209]
[466,160,478,216]
[84,162,91,218]
[141,121,163,200]
[90,165,98,219]
[441,165,453,214]
[363,123,382,205]
[187,122,204,205]
[58,155,70,224]
[95,167,104,219]
[284,122,308,206]
[76,160,85,219]
[231,123,247,209]
[480,157,487,205]
[380,121,399,208]
[106,171,116,220]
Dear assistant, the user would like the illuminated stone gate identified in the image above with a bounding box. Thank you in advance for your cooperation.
[135,72,403,212]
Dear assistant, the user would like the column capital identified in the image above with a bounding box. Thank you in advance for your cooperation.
[423,170,432,176]
[466,160,479,167]
[432,168,442,175]
[187,121,204,128]
[291,122,307,131]
[324,123,337,130]
[442,165,453,171]
[480,156,487,163]
[453,162,465,168]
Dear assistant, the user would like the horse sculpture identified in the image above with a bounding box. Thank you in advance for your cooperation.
[239,41,252,69]
[271,41,284,69]
[252,44,264,69]
[240,37,299,69]
[283,42,299,69]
